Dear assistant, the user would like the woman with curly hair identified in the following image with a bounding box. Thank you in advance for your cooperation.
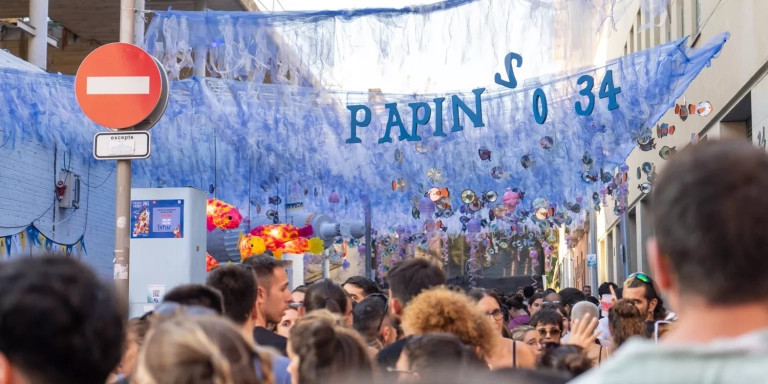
[287,310,373,384]
[401,287,536,370]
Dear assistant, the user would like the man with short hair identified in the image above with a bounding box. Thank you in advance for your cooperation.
[241,255,293,356]
[342,275,379,303]
[353,294,398,349]
[573,140,768,383]
[206,265,257,334]
[558,287,587,317]
[0,256,124,384]
[206,264,291,384]
[376,258,446,369]
[162,283,224,314]
[622,272,668,322]
[583,285,592,298]
[543,289,560,304]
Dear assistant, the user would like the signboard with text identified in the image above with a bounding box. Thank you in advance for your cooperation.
[130,199,184,239]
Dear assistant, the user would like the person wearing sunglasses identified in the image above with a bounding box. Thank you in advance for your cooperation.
[622,272,669,323]
[571,140,768,384]
[353,293,398,350]
[530,309,564,345]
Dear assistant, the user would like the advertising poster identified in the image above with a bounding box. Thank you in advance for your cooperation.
[131,199,184,238]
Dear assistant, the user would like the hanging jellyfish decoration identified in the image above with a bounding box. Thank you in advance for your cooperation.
[466,218,482,288]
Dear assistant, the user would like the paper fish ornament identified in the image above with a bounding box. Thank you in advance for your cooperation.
[206,198,242,232]
[284,238,310,254]
[239,234,266,261]
[206,253,220,272]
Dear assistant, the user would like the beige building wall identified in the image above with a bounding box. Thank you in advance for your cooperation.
[592,0,768,285]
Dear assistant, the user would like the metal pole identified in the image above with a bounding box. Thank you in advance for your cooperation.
[28,0,49,69]
[115,0,136,316]
[134,0,145,45]
[193,0,207,77]
[589,209,599,294]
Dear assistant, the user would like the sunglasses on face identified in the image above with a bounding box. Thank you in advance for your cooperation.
[537,327,562,338]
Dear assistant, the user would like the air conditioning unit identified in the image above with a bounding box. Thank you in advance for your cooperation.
[57,171,80,209]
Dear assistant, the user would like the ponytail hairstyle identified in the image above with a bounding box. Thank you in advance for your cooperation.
[304,278,349,315]
[609,299,646,348]
[289,310,373,384]
[134,315,272,384]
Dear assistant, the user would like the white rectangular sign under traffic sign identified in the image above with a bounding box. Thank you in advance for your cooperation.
[93,131,151,160]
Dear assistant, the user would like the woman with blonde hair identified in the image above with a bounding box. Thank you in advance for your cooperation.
[511,325,542,357]
[287,309,374,384]
[401,287,536,370]
[134,315,273,384]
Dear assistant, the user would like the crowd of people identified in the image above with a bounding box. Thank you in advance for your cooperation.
[1,139,767,384]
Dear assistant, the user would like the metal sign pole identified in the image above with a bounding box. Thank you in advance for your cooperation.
[114,0,137,315]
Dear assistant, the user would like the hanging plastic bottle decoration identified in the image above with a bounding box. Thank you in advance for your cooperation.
[418,196,436,220]
[396,225,409,261]
[542,242,553,272]
[466,219,482,288]
[329,190,340,218]
[529,248,540,268]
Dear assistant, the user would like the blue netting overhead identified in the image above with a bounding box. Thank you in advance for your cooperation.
[144,0,674,92]
[0,0,727,236]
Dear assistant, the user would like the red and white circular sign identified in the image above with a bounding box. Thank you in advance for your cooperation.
[75,43,163,129]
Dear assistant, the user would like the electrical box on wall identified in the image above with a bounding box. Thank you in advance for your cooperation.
[57,171,81,209]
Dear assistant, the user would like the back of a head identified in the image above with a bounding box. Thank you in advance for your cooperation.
[523,286,536,300]
[401,287,496,356]
[241,254,289,286]
[163,283,224,314]
[403,333,485,380]
[343,276,380,296]
[136,315,267,384]
[538,344,592,378]
[653,140,768,304]
[511,325,535,342]
[570,301,598,322]
[557,288,586,311]
[290,313,373,384]
[206,264,256,324]
[352,294,388,341]
[609,299,645,348]
[0,256,124,384]
[304,278,348,315]
[387,258,446,304]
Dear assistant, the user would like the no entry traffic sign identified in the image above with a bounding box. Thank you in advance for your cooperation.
[75,43,168,130]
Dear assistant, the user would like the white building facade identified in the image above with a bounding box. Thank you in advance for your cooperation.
[588,0,768,286]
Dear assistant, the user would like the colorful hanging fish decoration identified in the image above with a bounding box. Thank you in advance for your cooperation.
[428,187,450,202]
[540,136,554,149]
[206,198,243,232]
[636,127,656,151]
[656,123,676,138]
[268,196,282,205]
[490,165,509,180]
[478,147,491,161]
[659,146,677,160]
[206,253,220,272]
[696,101,713,117]
[392,178,407,192]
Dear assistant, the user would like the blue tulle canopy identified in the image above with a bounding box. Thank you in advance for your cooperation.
[0,0,728,235]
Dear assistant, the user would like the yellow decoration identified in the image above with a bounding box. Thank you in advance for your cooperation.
[272,249,284,260]
[307,237,325,255]
[239,234,266,261]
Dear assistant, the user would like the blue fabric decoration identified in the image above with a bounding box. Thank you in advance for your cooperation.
[0,0,726,235]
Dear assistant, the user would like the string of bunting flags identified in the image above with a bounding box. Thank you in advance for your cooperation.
[0,225,86,258]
